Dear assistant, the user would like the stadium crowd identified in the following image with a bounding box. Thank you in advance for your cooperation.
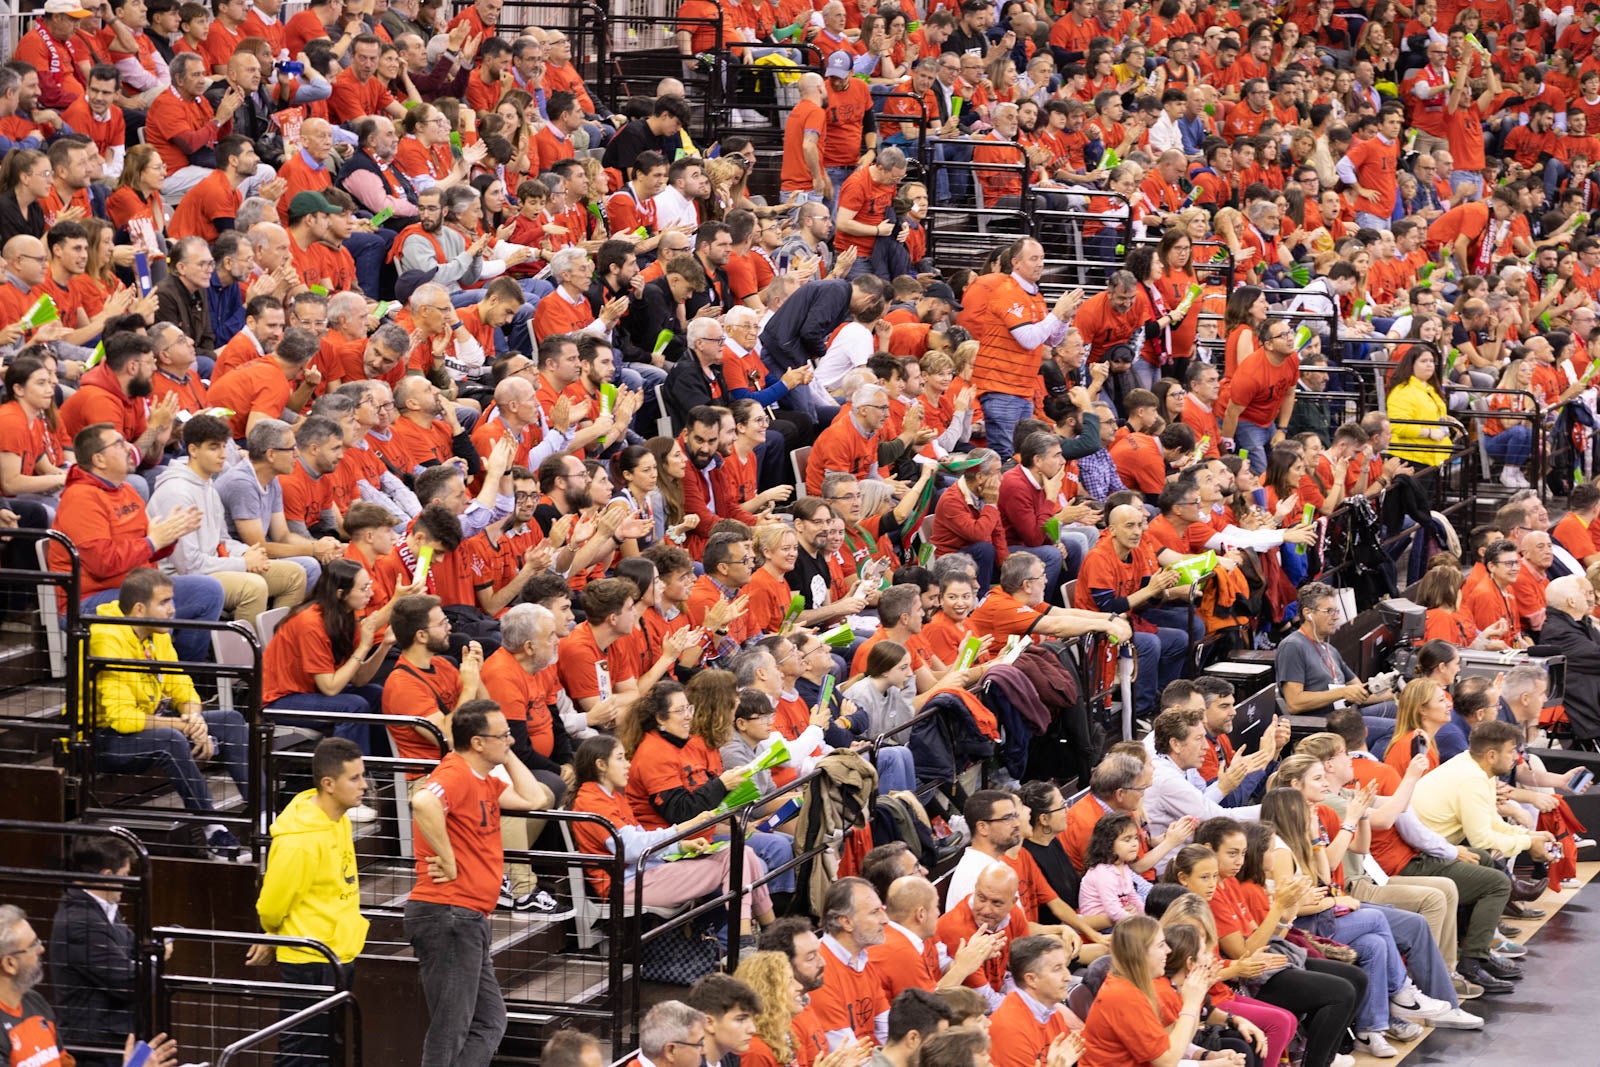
[5,0,1600,1062]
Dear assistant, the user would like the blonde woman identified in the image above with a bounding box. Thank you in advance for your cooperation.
[1080,915,1219,1067]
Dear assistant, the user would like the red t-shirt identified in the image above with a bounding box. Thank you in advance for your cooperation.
[383,655,460,761]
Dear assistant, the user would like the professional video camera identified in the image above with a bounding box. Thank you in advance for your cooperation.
[1370,598,1568,705]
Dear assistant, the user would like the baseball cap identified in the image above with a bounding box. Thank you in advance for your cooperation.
[825,51,853,78]
[924,281,962,311]
[287,191,341,222]
[43,0,92,16]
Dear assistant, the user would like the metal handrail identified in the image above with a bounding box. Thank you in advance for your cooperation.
[214,991,361,1067]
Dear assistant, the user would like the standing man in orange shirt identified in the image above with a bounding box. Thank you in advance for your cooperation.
[959,237,1083,459]
[1336,104,1403,230]
[406,700,550,1066]
[1221,320,1299,473]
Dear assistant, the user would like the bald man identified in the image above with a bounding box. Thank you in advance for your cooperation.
[472,376,539,469]
[0,236,51,344]
[1530,576,1600,744]
[871,876,1001,1000]
[782,72,832,205]
[935,865,1028,1010]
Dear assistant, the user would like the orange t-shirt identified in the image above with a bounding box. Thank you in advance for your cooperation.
[968,589,1048,641]
[990,990,1076,1067]
[865,923,941,1002]
[807,941,889,1044]
[556,621,640,705]
[833,165,897,259]
[206,360,293,440]
[480,646,558,758]
[1228,350,1299,427]
[781,98,827,192]
[383,656,460,761]
[408,751,510,913]
[1080,974,1172,1067]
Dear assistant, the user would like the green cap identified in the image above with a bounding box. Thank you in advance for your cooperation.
[287,190,341,222]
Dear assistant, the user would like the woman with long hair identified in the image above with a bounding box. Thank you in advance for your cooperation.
[733,951,803,1067]
[1154,228,1201,372]
[838,641,918,792]
[471,173,514,232]
[1260,787,1419,1058]
[1199,819,1365,1067]
[1415,565,1508,649]
[1125,245,1186,390]
[1158,882,1296,1067]
[1383,678,1451,775]
[106,144,169,243]
[1221,286,1268,388]
[74,219,126,320]
[1265,757,1474,1029]
[567,734,776,928]
[646,435,694,538]
[1261,447,1309,526]
[261,559,404,750]
[1156,919,1269,1067]
[1483,357,1537,484]
[0,354,67,507]
[618,679,797,890]
[613,445,667,548]
[0,149,50,242]
[1080,915,1218,1067]
[1384,344,1454,468]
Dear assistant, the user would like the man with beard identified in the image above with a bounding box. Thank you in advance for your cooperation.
[278,415,346,541]
[464,466,552,615]
[756,918,830,1067]
[806,878,891,1049]
[154,235,219,363]
[393,187,493,301]
[945,790,1025,907]
[60,329,180,470]
[213,295,286,381]
[675,404,724,560]
[338,115,419,227]
[2,902,179,1067]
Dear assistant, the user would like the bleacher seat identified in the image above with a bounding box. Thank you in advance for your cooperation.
[791,445,812,498]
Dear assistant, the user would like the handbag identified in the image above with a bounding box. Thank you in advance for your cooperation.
[638,914,722,986]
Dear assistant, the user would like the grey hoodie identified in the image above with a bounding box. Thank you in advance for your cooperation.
[147,458,251,576]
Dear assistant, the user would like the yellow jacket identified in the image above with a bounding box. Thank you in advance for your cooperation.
[83,603,201,733]
[257,789,369,964]
[1385,378,1450,467]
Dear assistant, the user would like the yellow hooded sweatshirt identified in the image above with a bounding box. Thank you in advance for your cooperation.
[256,789,369,964]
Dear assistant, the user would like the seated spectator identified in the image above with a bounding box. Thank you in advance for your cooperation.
[935,865,1029,1013]
[999,430,1102,594]
[0,904,177,1067]
[1413,720,1562,878]
[1017,780,1084,915]
[382,593,490,763]
[931,448,1012,591]
[988,934,1084,1067]
[147,415,307,627]
[0,352,67,518]
[569,734,775,925]
[685,975,767,1067]
[216,418,343,592]
[85,568,250,860]
[263,558,411,762]
[1275,581,1399,754]
[1062,752,1192,878]
[869,988,959,1067]
[207,325,323,441]
[1079,916,1214,1067]
[51,422,225,663]
[625,1002,711,1067]
[840,641,923,795]
[1077,813,1149,927]
[1145,705,1261,853]
[1529,574,1600,746]
[48,836,140,1065]
[807,877,892,1047]
[58,333,177,479]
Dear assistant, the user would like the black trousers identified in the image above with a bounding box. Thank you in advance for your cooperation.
[1254,957,1367,1067]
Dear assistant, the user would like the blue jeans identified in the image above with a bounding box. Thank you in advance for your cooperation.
[1486,424,1533,467]
[343,229,392,299]
[82,577,224,664]
[1014,544,1063,604]
[1297,904,1406,1032]
[979,392,1035,461]
[1451,170,1484,200]
[265,688,384,755]
[1234,420,1275,474]
[1131,625,1187,716]
[746,830,796,894]
[875,745,916,793]
[94,708,249,813]
[825,166,854,214]
[1363,698,1399,760]
[1142,602,1205,645]
[1367,903,1457,1007]
[404,901,506,1067]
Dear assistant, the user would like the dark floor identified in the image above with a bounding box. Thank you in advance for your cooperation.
[1405,877,1600,1067]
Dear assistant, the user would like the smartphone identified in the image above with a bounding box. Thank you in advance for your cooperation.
[1410,733,1428,758]
[1571,768,1594,793]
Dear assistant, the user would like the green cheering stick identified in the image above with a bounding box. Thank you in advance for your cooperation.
[1292,324,1315,351]
[953,634,982,671]
[1170,551,1217,584]
[22,295,58,329]
[1294,503,1315,555]
[653,329,676,359]
[747,737,791,774]
[779,592,805,635]
[86,341,106,369]
[414,545,434,587]
[820,622,855,648]
[817,673,836,718]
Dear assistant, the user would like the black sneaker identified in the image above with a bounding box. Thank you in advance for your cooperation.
[207,828,247,862]
[1475,954,1524,981]
[512,889,559,913]
[498,877,515,908]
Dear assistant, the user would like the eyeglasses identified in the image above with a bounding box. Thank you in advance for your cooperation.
[858,403,890,413]
[476,730,514,742]
[827,493,861,503]
[980,812,1020,823]
[1023,573,1046,584]
[2,939,43,957]
[1493,557,1522,568]
[267,443,299,453]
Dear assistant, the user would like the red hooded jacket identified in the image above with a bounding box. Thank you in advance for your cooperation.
[49,465,172,605]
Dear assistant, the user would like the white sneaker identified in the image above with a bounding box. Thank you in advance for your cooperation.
[1331,1055,1356,1067]
[347,804,378,824]
[1501,466,1524,487]
[1357,1031,1400,1058]
[1391,982,1452,1020]
[1429,1006,1484,1030]
[1562,877,1583,890]
[1575,837,1596,850]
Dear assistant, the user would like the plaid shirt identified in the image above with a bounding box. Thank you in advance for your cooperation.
[1077,447,1127,500]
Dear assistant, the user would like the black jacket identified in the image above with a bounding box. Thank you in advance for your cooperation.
[48,888,137,1048]
[662,355,728,432]
[1531,610,1600,740]
[758,277,852,372]
[624,275,688,365]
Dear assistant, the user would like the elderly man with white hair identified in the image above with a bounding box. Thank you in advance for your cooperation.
[802,380,925,497]
[407,281,488,392]
[1529,575,1600,746]
[531,248,630,343]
